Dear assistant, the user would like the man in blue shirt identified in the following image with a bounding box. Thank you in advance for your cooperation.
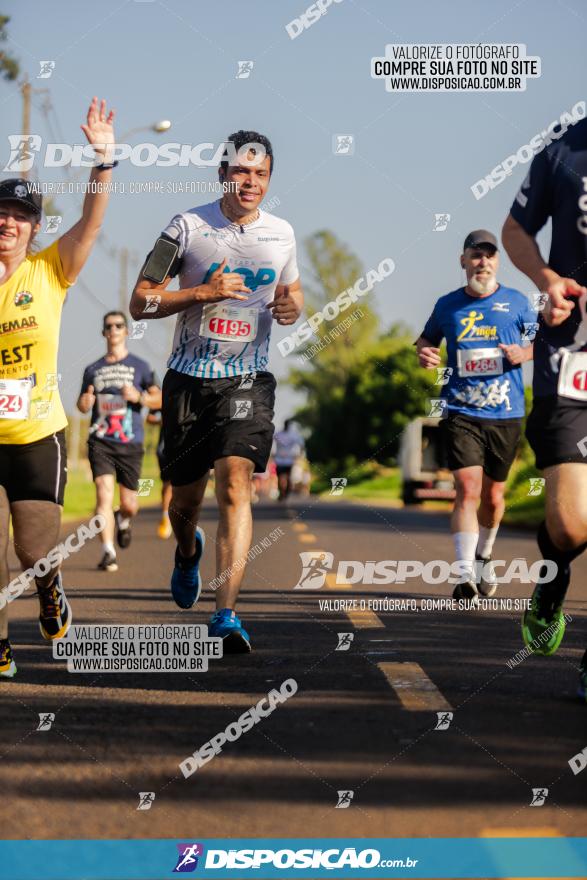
[77,312,161,572]
[503,115,587,702]
[416,230,535,599]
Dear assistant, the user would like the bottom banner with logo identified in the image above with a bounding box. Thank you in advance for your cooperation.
[0,838,586,879]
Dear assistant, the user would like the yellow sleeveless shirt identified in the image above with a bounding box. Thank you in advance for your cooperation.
[0,241,72,444]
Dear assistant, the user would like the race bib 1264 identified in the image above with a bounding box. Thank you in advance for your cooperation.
[457,347,503,378]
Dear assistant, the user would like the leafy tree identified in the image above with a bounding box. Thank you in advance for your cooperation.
[295,230,380,378]
[288,230,381,446]
[0,16,19,81]
[296,327,435,471]
[287,230,433,471]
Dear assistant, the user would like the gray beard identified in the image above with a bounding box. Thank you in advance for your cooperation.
[469,275,497,296]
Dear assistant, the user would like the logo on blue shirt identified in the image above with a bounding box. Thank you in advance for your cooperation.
[204,262,276,292]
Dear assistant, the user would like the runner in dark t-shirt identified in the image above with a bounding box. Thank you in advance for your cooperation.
[503,113,587,702]
[77,312,161,572]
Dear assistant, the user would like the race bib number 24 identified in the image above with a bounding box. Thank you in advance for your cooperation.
[0,378,31,420]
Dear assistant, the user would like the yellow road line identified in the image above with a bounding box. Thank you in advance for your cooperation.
[291,522,307,532]
[479,828,561,838]
[345,607,386,629]
[325,572,352,590]
[479,827,562,880]
[298,533,317,544]
[378,661,452,710]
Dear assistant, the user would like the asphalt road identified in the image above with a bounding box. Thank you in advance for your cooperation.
[2,495,586,843]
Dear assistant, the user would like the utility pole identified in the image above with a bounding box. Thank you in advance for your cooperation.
[119,247,129,316]
[21,76,31,179]
[18,75,49,180]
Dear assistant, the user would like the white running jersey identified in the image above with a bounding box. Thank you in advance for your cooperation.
[274,427,304,466]
[163,200,299,378]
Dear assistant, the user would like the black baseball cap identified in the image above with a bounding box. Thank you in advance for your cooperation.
[463,229,498,251]
[0,178,43,216]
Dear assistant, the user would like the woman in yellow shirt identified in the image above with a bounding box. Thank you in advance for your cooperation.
[0,97,116,678]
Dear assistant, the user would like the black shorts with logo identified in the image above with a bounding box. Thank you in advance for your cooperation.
[88,437,144,491]
[442,411,522,482]
[526,396,587,470]
[0,430,67,504]
[161,369,276,486]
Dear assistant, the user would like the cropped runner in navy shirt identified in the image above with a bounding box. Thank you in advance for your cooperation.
[503,113,587,701]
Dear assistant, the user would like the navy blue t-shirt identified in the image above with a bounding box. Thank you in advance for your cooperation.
[422,285,536,419]
[510,117,587,397]
[81,353,157,446]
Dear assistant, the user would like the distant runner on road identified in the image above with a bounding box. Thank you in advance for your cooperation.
[77,312,160,572]
[416,230,535,600]
[273,419,305,501]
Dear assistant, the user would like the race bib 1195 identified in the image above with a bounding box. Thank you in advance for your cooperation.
[199,304,258,343]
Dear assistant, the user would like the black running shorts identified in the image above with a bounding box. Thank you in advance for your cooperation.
[526,396,587,470]
[442,411,522,482]
[88,437,144,491]
[161,369,276,486]
[0,430,67,504]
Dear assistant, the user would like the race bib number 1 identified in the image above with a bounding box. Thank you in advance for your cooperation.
[200,304,258,343]
[0,378,32,419]
[457,347,503,377]
[97,394,127,416]
[557,350,587,401]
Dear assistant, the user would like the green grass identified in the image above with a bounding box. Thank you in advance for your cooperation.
[313,459,544,528]
[336,469,402,499]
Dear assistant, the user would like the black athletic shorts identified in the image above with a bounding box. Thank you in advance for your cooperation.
[527,396,587,470]
[276,465,293,477]
[88,437,144,491]
[161,369,276,486]
[442,411,522,482]
[156,426,167,480]
[0,430,67,504]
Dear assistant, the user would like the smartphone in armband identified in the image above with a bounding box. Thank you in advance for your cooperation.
[142,235,181,283]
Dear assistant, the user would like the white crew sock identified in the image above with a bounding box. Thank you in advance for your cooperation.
[453,531,478,579]
[102,541,116,556]
[117,515,130,530]
[477,525,499,559]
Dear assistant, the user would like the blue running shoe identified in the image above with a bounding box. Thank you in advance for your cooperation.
[171,527,205,609]
[209,608,251,653]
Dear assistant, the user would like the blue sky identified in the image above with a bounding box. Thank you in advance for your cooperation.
[1,0,583,420]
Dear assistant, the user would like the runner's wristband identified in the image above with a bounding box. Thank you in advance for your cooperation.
[95,160,119,170]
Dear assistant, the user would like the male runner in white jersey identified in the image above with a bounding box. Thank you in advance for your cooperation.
[130,131,303,652]
[273,419,305,500]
